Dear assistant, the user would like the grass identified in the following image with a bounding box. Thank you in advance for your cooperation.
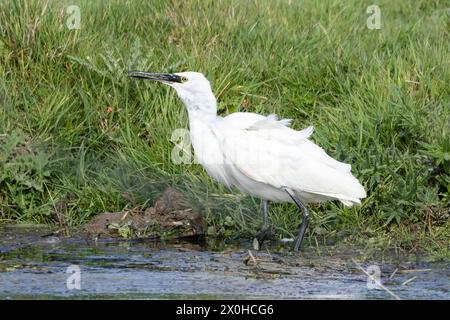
[0,0,448,260]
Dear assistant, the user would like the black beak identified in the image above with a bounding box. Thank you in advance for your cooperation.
[127,71,183,83]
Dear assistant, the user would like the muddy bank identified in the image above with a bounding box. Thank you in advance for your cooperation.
[81,188,205,240]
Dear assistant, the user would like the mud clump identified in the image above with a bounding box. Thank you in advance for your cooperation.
[83,188,205,239]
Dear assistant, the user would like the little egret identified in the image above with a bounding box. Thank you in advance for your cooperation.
[127,71,366,251]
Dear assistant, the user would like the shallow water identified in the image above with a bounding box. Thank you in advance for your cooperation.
[0,225,448,299]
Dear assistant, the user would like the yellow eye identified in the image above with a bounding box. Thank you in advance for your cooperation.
[181,76,188,83]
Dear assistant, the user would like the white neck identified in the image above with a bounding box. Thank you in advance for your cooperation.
[177,91,218,124]
[187,108,217,124]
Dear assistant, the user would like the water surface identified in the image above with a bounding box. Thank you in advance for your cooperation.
[0,225,448,299]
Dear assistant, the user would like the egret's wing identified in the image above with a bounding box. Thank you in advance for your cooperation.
[220,112,294,130]
[246,115,350,173]
[217,115,365,203]
[219,112,266,129]
[247,114,294,130]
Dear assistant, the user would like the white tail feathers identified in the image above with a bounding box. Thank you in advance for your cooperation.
[337,178,366,207]
[340,198,361,207]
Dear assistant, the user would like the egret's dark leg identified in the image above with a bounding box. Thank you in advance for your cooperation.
[257,200,272,247]
[283,187,309,251]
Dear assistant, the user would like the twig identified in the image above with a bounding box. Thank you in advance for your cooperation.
[389,268,398,279]
[352,259,401,300]
[401,276,417,286]
[121,211,129,221]
[399,269,431,273]
[248,250,258,266]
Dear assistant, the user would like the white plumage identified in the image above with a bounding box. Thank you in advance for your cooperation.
[212,113,365,206]
[128,70,366,250]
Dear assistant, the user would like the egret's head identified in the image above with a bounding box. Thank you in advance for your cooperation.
[127,71,217,118]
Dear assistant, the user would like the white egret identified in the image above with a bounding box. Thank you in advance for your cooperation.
[127,71,366,251]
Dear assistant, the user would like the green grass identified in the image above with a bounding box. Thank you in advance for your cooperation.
[0,0,449,259]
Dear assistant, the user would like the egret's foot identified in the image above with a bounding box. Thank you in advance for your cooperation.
[256,226,275,249]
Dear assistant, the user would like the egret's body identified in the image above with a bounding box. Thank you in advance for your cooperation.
[128,71,366,250]
[191,112,365,205]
